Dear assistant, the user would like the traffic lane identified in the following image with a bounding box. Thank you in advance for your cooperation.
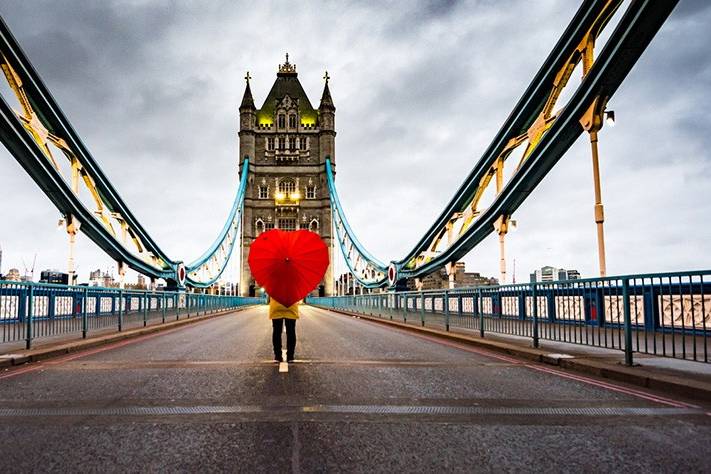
[0,421,293,473]
[79,306,275,363]
[298,420,711,473]
[0,307,659,407]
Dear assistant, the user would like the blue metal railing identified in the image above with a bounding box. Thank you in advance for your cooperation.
[308,270,711,364]
[0,280,264,349]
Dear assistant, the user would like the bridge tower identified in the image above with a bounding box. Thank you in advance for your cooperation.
[238,55,335,297]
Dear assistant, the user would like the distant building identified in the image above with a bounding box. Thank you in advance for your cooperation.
[89,269,116,287]
[6,268,21,281]
[89,269,102,281]
[136,274,146,289]
[40,270,69,285]
[530,266,581,283]
[408,262,498,290]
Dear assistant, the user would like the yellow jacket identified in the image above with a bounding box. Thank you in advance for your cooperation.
[268,298,300,320]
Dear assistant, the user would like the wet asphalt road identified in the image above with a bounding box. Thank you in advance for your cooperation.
[0,305,709,473]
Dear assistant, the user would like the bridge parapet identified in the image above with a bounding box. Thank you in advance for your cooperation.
[308,269,711,365]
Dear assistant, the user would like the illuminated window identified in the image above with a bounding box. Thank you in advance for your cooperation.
[278,114,285,128]
[266,137,274,150]
[289,114,297,128]
[278,179,296,195]
[289,136,296,151]
[306,185,316,199]
[279,218,297,231]
[258,186,268,199]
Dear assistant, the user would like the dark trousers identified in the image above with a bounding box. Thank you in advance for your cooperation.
[272,318,296,360]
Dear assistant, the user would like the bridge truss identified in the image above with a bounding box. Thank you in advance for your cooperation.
[327,0,678,289]
[0,0,679,290]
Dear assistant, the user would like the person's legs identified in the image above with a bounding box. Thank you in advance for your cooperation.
[272,318,284,361]
[285,319,296,361]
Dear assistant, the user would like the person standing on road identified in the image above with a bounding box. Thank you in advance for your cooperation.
[268,296,299,362]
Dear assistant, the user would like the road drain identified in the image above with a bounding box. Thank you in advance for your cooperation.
[0,405,701,417]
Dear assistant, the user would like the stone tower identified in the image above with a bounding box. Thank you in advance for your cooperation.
[239,55,335,297]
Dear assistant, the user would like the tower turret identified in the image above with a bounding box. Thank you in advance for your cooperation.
[239,72,256,166]
[318,71,336,164]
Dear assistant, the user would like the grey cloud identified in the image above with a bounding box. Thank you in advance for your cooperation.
[0,1,708,284]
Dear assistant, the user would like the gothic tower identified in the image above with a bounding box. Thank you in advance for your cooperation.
[239,55,335,297]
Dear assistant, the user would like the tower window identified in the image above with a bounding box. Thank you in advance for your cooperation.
[278,114,285,128]
[306,185,316,199]
[289,114,297,128]
[300,137,307,150]
[278,218,297,231]
[309,219,319,232]
[278,137,285,150]
[289,136,296,151]
[255,219,265,235]
[266,137,274,151]
[278,179,296,195]
[258,186,269,199]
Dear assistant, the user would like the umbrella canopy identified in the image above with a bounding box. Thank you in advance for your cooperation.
[248,229,329,307]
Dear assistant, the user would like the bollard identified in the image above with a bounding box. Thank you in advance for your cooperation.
[143,293,148,327]
[162,294,166,323]
[420,292,425,327]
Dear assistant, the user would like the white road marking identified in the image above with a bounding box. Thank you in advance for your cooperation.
[279,362,289,373]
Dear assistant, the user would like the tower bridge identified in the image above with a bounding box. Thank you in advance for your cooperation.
[1,1,711,471]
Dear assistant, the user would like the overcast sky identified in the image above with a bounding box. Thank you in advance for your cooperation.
[0,0,709,285]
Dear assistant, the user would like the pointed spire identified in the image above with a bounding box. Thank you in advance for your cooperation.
[319,70,335,110]
[240,71,255,110]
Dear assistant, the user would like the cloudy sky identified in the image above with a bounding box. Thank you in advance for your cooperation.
[0,0,709,285]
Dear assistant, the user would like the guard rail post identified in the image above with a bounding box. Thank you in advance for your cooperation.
[623,278,634,366]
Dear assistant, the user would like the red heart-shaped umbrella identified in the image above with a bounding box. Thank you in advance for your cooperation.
[248,229,329,307]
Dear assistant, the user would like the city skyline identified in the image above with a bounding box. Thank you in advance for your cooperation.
[0,1,709,286]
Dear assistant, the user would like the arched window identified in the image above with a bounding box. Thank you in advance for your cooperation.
[288,114,297,128]
[299,137,307,150]
[266,137,274,150]
[278,137,285,150]
[278,179,296,195]
[255,219,265,235]
[289,136,296,151]
[309,219,319,233]
[278,114,285,128]
[306,185,316,199]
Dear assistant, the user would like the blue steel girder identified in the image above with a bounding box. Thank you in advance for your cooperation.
[326,0,678,287]
[0,16,247,287]
[185,159,249,288]
[325,159,388,288]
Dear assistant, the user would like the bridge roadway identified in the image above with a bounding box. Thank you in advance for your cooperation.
[0,306,708,472]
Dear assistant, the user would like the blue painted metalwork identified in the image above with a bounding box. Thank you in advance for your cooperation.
[0,17,249,288]
[185,159,249,287]
[325,0,679,287]
[325,158,388,288]
[308,269,711,364]
[0,280,265,348]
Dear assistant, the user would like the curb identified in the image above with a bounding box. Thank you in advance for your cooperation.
[0,305,258,370]
[313,306,711,402]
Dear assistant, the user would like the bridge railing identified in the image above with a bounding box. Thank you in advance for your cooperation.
[0,280,264,349]
[307,270,711,365]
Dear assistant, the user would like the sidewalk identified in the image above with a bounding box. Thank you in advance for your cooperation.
[0,306,256,369]
[313,305,711,402]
